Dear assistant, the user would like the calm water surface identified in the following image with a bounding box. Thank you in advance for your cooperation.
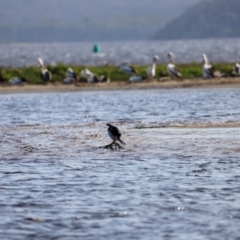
[0,88,240,239]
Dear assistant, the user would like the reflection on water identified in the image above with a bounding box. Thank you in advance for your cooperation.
[0,88,240,239]
[1,38,240,67]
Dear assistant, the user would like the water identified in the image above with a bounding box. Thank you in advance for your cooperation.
[1,88,240,239]
[1,38,240,67]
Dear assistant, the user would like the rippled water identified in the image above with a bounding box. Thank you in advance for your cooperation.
[1,88,240,239]
[1,38,240,67]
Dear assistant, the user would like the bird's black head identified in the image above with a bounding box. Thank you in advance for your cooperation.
[106,123,111,127]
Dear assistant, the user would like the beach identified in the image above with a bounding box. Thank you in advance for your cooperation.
[1,77,240,94]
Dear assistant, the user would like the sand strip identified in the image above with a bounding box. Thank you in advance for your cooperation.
[1,77,240,94]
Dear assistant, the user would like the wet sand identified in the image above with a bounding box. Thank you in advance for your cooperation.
[1,77,240,94]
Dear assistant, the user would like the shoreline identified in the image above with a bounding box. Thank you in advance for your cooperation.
[1,77,240,94]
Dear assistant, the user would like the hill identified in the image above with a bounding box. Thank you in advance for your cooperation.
[155,0,240,39]
[0,0,201,42]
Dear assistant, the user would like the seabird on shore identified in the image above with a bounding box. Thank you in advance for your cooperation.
[119,63,137,75]
[63,68,78,84]
[80,68,97,82]
[167,52,182,79]
[129,75,145,82]
[8,77,27,85]
[106,123,126,145]
[80,68,94,79]
[232,63,240,77]
[80,68,109,83]
[146,56,159,79]
[202,54,216,79]
[38,58,52,82]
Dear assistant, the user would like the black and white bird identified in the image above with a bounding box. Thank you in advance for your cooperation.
[202,53,219,79]
[106,123,126,145]
[80,68,94,79]
[146,55,159,79]
[63,68,78,84]
[8,77,27,85]
[80,68,97,82]
[167,52,182,79]
[232,63,240,77]
[80,68,109,83]
[38,58,52,82]
[119,63,137,75]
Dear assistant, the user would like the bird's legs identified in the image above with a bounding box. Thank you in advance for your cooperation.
[103,140,115,149]
[100,139,123,150]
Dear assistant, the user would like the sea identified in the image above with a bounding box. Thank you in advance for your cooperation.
[0,38,240,67]
[0,39,240,240]
[1,89,240,239]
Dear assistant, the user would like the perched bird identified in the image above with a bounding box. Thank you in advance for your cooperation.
[38,58,52,82]
[8,77,27,85]
[80,68,97,82]
[167,52,182,79]
[129,75,145,82]
[232,63,240,77]
[80,68,94,79]
[63,68,78,84]
[80,68,109,83]
[106,123,126,145]
[146,55,159,79]
[202,54,216,79]
[119,63,137,75]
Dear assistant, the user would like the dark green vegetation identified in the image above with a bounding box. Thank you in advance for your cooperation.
[0,63,234,84]
[156,0,240,39]
[0,0,200,42]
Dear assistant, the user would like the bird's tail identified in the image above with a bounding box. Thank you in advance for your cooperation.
[119,138,126,145]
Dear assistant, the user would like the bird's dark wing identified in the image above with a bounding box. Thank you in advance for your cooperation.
[111,126,121,137]
[73,72,77,80]
[206,66,215,78]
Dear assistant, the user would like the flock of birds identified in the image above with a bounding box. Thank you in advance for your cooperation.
[122,53,240,82]
[8,53,240,85]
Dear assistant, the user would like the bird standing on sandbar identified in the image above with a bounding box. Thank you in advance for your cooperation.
[119,63,137,75]
[63,68,78,84]
[202,54,216,79]
[167,52,182,79]
[232,63,240,77]
[8,77,27,85]
[146,55,159,79]
[38,58,52,82]
[106,123,126,145]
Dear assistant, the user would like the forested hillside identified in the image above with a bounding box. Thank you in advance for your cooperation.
[155,0,240,39]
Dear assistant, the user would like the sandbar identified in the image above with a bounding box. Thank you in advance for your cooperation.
[1,77,240,94]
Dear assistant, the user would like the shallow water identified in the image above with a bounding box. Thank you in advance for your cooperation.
[1,38,240,67]
[0,88,240,239]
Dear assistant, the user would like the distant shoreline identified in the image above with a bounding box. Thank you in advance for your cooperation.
[1,78,240,94]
